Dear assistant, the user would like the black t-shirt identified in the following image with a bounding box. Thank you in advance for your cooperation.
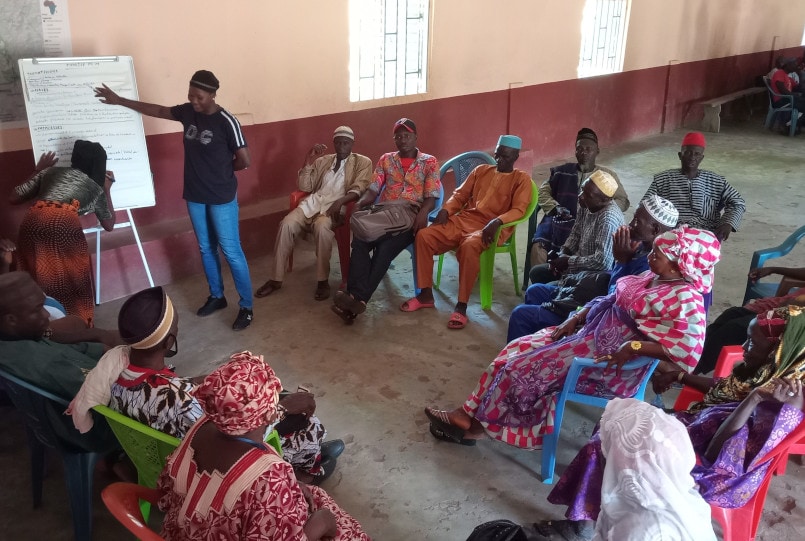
[170,103,248,204]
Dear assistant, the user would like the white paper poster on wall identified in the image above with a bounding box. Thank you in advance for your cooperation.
[0,0,72,128]
[18,56,155,210]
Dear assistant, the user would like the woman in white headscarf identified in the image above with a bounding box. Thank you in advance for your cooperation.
[593,398,715,541]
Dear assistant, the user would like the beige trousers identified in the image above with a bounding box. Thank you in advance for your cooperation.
[272,207,335,282]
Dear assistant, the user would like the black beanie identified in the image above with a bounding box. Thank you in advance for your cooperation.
[189,70,219,92]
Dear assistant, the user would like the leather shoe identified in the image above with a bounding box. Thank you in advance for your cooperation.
[320,439,345,461]
[197,296,227,317]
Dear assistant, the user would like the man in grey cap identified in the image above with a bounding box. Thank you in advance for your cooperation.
[255,126,373,301]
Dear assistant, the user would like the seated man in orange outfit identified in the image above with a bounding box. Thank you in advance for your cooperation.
[401,135,532,330]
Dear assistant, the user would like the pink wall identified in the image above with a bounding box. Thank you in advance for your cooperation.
[1,46,798,301]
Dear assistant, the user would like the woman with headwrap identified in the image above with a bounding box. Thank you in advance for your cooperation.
[9,140,116,325]
[544,306,805,537]
[94,70,255,331]
[69,286,342,483]
[587,398,716,541]
[425,226,720,448]
[157,352,370,540]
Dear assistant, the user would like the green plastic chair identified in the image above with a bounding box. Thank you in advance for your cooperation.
[93,405,180,521]
[435,179,538,309]
[93,405,283,521]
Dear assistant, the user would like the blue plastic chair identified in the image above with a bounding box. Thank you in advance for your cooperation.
[763,75,799,137]
[742,224,805,305]
[540,355,660,484]
[0,368,119,541]
[405,183,445,293]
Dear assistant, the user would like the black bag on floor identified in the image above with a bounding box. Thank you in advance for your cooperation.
[466,519,528,541]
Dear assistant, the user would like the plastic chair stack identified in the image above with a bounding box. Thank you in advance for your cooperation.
[0,368,119,541]
[540,355,660,483]
[742,224,805,305]
[101,482,165,541]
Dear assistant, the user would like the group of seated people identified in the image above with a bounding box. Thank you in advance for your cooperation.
[255,118,534,330]
[1,116,803,540]
[0,272,365,539]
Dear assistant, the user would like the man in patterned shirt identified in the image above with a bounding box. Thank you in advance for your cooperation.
[641,132,745,242]
[529,170,625,285]
[332,118,441,324]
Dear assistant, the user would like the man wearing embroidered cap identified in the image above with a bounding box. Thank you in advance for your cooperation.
[642,131,745,242]
[530,170,626,285]
[507,196,678,341]
[530,128,630,269]
[255,126,373,301]
[401,135,533,329]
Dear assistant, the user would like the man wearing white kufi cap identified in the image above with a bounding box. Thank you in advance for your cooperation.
[255,126,373,301]
[508,196,678,341]
[530,170,625,285]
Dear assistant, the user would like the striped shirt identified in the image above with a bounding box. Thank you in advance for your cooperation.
[642,169,745,232]
[563,200,625,273]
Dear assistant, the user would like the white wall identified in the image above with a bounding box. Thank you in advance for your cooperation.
[2,0,803,152]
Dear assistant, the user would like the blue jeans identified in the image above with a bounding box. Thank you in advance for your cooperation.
[187,198,253,309]
[506,283,562,342]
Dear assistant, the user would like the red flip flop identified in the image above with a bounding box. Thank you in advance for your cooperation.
[400,297,436,312]
[447,311,468,330]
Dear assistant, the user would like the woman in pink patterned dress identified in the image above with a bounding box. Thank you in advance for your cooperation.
[157,351,370,541]
[425,226,721,449]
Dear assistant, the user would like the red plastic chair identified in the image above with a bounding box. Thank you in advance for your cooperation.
[287,191,354,289]
[709,419,805,541]
[673,345,744,411]
[101,482,164,541]
[673,345,805,475]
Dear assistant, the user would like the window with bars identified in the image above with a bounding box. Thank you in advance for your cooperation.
[578,0,631,78]
[349,0,429,102]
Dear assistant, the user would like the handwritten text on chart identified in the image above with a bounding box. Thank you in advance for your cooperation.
[21,57,155,209]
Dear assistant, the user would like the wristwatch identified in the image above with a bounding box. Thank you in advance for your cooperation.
[630,340,642,353]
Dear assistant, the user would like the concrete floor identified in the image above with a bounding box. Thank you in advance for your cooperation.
[2,119,805,540]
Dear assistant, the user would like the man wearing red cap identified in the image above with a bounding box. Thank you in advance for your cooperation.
[331,118,441,324]
[642,132,744,243]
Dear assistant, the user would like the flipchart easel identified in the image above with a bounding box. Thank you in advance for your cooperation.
[19,56,156,303]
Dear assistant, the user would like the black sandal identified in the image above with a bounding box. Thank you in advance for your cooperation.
[424,408,469,443]
[314,282,331,301]
[429,423,477,446]
[330,304,356,325]
[334,290,366,315]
